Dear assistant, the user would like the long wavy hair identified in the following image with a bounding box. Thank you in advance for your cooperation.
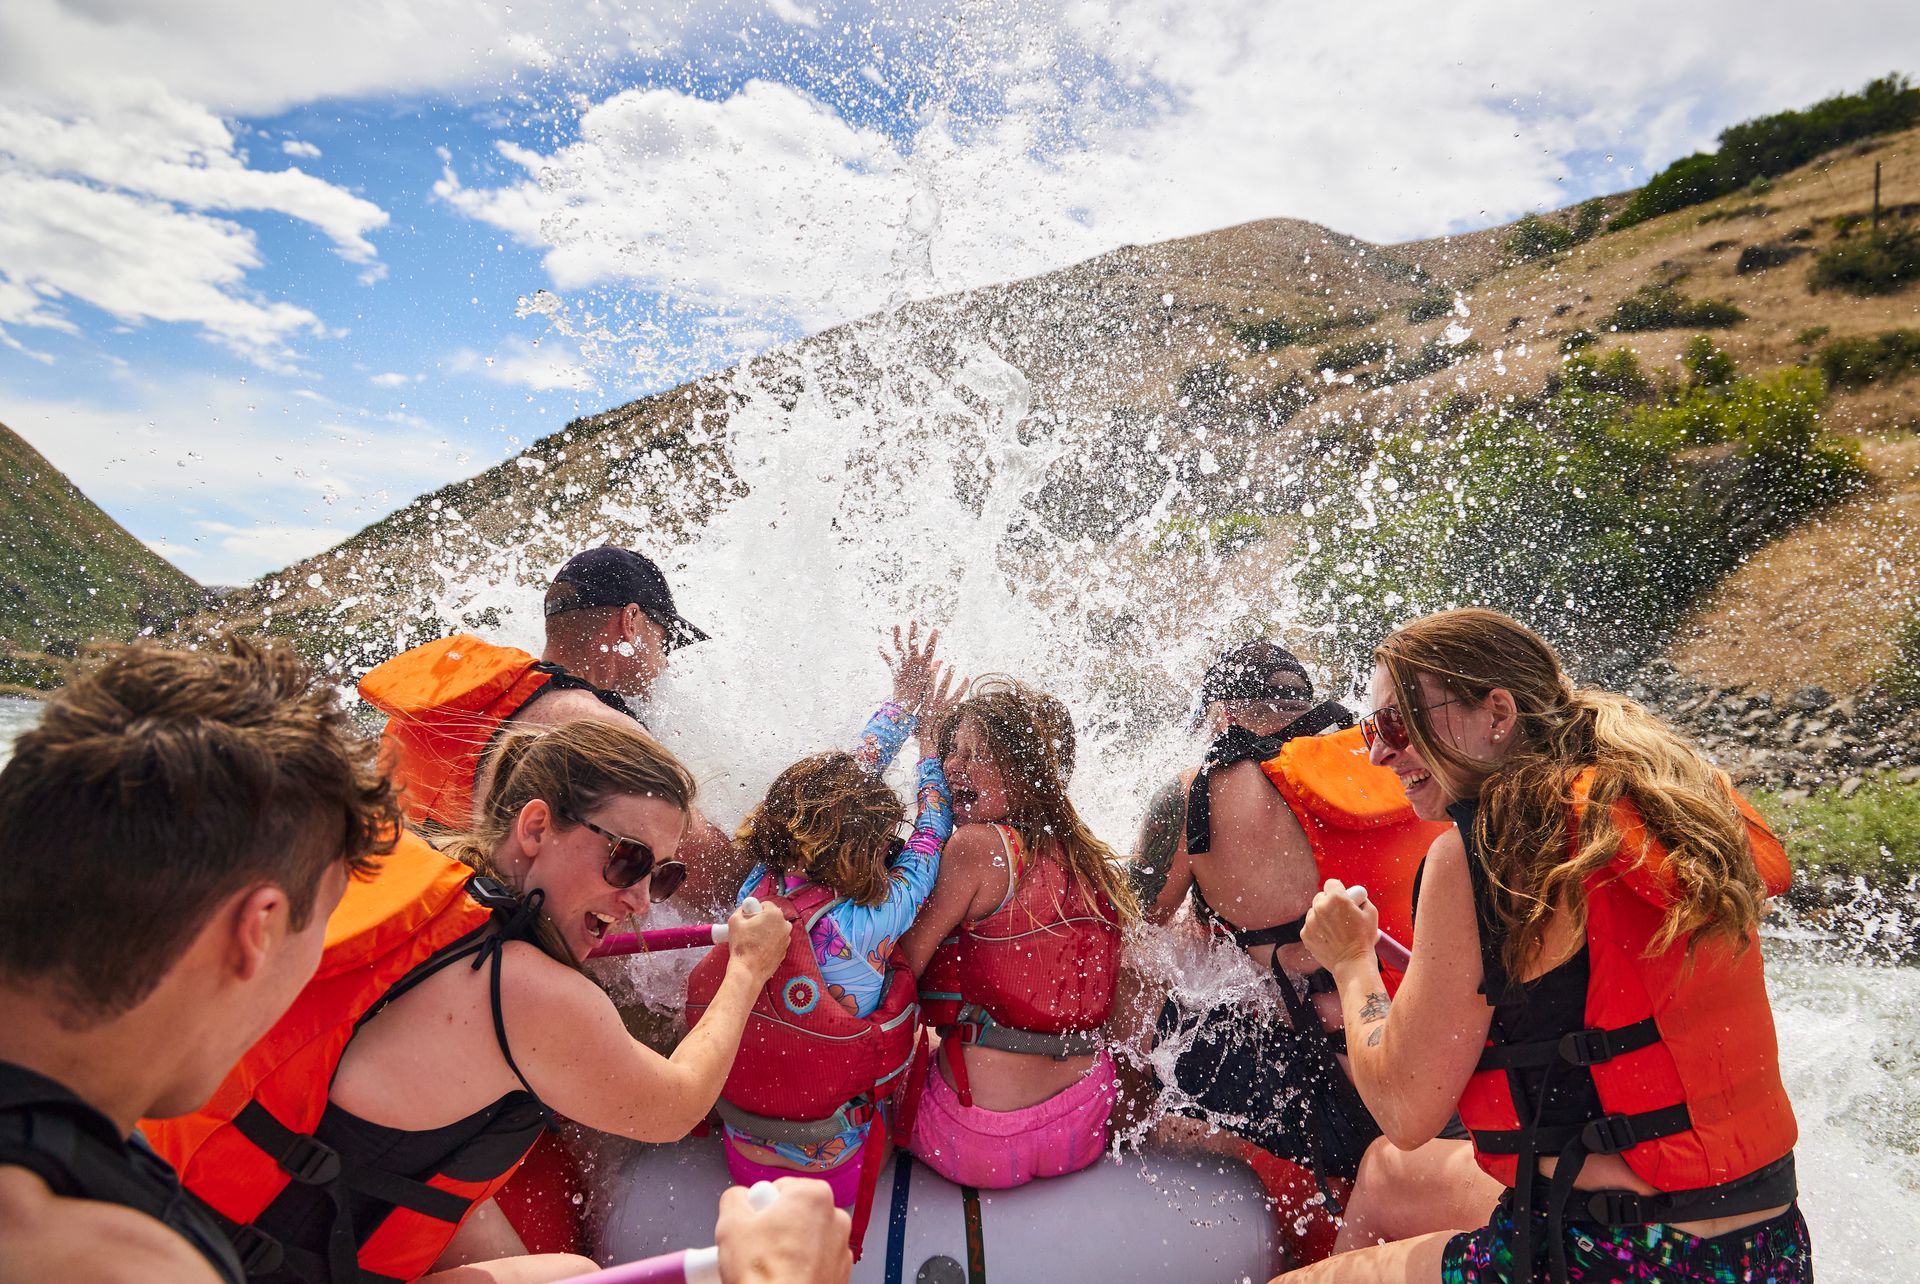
[736,752,905,906]
[934,676,1141,926]
[439,720,698,963]
[1375,609,1764,977]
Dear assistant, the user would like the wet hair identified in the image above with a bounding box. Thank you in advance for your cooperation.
[0,636,397,1025]
[736,752,904,907]
[934,676,1141,926]
[440,719,698,963]
[1375,608,1765,977]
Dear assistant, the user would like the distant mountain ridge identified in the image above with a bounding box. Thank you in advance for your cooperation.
[0,421,209,686]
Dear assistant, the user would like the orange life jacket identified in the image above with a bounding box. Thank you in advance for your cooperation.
[920,825,1122,1106]
[144,832,547,1283]
[1187,720,1445,988]
[1454,773,1798,1280]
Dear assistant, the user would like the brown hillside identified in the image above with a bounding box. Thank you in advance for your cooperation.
[176,126,1920,696]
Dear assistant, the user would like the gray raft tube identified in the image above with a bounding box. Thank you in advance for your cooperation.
[598,1134,1282,1284]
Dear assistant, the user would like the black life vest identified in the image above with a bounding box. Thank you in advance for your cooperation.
[0,1060,246,1284]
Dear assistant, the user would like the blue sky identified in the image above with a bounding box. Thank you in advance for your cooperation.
[2,0,1914,584]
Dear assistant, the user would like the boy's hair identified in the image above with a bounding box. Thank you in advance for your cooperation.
[0,636,397,1025]
[736,752,904,907]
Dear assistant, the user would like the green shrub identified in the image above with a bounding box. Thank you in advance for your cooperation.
[1298,364,1864,675]
[1573,198,1608,242]
[1795,325,1831,346]
[1611,74,1920,229]
[1816,329,1920,389]
[1735,243,1810,275]
[1683,335,1738,388]
[1696,203,1772,225]
[1505,212,1575,263]
[1234,309,1375,352]
[1407,290,1454,323]
[1150,512,1269,557]
[1753,775,1920,878]
[1562,328,1597,352]
[1360,339,1480,389]
[1608,285,1746,332]
[1314,338,1390,372]
[1885,613,1920,707]
[1808,226,1920,296]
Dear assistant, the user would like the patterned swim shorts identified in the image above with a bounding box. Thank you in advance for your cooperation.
[1441,1193,1813,1283]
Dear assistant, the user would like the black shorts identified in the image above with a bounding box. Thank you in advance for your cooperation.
[1154,997,1380,1182]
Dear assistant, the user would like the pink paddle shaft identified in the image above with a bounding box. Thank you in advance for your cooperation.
[1345,884,1412,972]
[551,1182,780,1284]
[587,922,724,959]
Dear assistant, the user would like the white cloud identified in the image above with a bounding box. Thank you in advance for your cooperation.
[0,81,388,363]
[439,1,1920,347]
[766,0,821,28]
[449,337,596,392]
[369,371,414,387]
[1,375,468,582]
[281,138,322,158]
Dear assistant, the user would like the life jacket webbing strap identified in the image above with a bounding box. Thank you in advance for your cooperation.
[947,1006,1102,1060]
[1469,1102,1692,1157]
[847,1093,887,1262]
[1474,1015,1661,1074]
[1184,703,1354,855]
[712,1097,877,1147]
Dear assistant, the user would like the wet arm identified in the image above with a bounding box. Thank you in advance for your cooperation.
[831,757,951,953]
[1131,776,1193,923]
[1328,832,1493,1147]
[510,944,767,1142]
[851,700,915,775]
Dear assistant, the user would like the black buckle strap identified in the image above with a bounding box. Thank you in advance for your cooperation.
[1478,1015,1663,1073]
[234,1102,342,1186]
[1581,1152,1798,1226]
[1558,1017,1660,1067]
[1581,1103,1691,1156]
[227,1224,286,1275]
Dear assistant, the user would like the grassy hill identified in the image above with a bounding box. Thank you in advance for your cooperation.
[1,422,210,688]
[172,83,1920,701]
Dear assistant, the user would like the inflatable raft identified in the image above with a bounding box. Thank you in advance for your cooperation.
[599,1135,1283,1283]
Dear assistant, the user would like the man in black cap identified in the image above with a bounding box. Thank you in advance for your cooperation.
[360,545,739,912]
[537,545,711,714]
[1125,641,1383,1253]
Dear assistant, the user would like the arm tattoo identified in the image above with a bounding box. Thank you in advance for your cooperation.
[1129,778,1186,907]
[1359,990,1390,1046]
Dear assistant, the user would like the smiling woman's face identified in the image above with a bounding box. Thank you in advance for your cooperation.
[1364,663,1507,821]
[943,715,1012,826]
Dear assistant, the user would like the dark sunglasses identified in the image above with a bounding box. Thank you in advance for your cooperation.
[1358,697,1467,753]
[563,810,687,901]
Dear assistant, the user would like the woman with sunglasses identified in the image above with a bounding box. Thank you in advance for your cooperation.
[161,717,793,1284]
[1286,608,1809,1284]
[688,625,965,1245]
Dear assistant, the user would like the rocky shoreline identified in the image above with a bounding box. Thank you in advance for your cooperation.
[1627,660,1919,962]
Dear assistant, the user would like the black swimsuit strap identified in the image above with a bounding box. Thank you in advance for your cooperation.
[1184,703,1354,856]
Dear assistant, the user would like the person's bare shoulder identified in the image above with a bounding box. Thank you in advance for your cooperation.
[0,1165,222,1284]
[511,686,642,732]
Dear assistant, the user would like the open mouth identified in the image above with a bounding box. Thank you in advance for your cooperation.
[585,910,617,941]
[1400,770,1432,790]
[953,786,981,808]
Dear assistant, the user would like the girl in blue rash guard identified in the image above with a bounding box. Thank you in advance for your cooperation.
[721,627,967,1198]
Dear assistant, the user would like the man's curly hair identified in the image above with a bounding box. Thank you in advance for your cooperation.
[736,752,904,906]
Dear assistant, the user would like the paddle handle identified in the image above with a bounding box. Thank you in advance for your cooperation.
[558,1182,780,1284]
[585,897,762,959]
[1344,884,1412,973]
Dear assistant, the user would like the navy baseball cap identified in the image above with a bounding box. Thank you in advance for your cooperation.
[1200,641,1313,706]
[544,547,709,650]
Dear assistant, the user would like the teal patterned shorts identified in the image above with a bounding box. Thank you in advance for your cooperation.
[1441,1194,1812,1282]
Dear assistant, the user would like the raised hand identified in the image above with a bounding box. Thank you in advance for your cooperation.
[881,620,946,717]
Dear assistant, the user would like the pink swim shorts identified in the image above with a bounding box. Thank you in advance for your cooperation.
[723,1137,866,1208]
[907,1049,1116,1189]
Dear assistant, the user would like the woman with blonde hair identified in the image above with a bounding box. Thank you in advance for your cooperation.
[1288,608,1810,1283]
[898,676,1141,1189]
[153,718,795,1284]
